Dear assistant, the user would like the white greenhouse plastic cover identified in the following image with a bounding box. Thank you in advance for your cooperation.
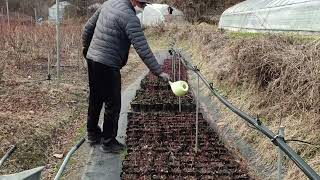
[48,1,72,22]
[219,0,320,32]
[137,4,183,26]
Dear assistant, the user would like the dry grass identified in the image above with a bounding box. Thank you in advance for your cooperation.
[0,20,84,82]
[0,20,89,179]
[228,36,320,118]
[146,23,320,179]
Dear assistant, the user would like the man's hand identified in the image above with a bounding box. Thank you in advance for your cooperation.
[159,72,171,82]
[83,47,88,58]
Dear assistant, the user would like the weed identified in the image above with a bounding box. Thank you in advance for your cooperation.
[120,148,128,160]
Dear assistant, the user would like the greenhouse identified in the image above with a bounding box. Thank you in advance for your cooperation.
[48,1,72,22]
[219,0,320,32]
[136,4,184,26]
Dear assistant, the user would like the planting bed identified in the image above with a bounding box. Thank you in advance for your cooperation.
[131,89,195,112]
[123,59,252,179]
[131,59,193,112]
[140,59,188,91]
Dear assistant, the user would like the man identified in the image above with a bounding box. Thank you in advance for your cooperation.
[166,6,174,23]
[82,0,170,153]
[168,6,174,15]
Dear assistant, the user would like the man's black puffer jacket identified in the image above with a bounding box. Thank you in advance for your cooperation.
[82,0,162,75]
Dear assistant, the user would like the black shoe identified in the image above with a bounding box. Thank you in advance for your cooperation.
[87,127,102,146]
[100,138,126,153]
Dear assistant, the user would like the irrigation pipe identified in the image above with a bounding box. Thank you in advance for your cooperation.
[0,145,16,168]
[54,137,86,180]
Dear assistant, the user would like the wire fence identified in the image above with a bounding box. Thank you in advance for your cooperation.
[0,0,88,85]
[1,26,85,85]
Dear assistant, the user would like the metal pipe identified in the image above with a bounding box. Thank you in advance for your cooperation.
[196,70,276,139]
[6,0,9,28]
[0,145,16,168]
[195,72,199,153]
[178,53,181,112]
[178,53,181,81]
[173,53,176,82]
[48,52,51,80]
[171,53,174,78]
[54,137,85,180]
[56,0,61,81]
[34,7,37,24]
[278,126,285,180]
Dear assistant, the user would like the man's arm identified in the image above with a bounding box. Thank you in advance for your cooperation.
[82,7,102,55]
[125,17,162,76]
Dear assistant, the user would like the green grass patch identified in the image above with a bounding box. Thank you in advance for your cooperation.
[287,33,320,42]
[120,148,128,160]
[73,120,87,143]
[227,31,265,39]
[227,30,320,42]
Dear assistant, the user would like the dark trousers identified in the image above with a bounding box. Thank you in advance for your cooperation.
[87,59,121,140]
